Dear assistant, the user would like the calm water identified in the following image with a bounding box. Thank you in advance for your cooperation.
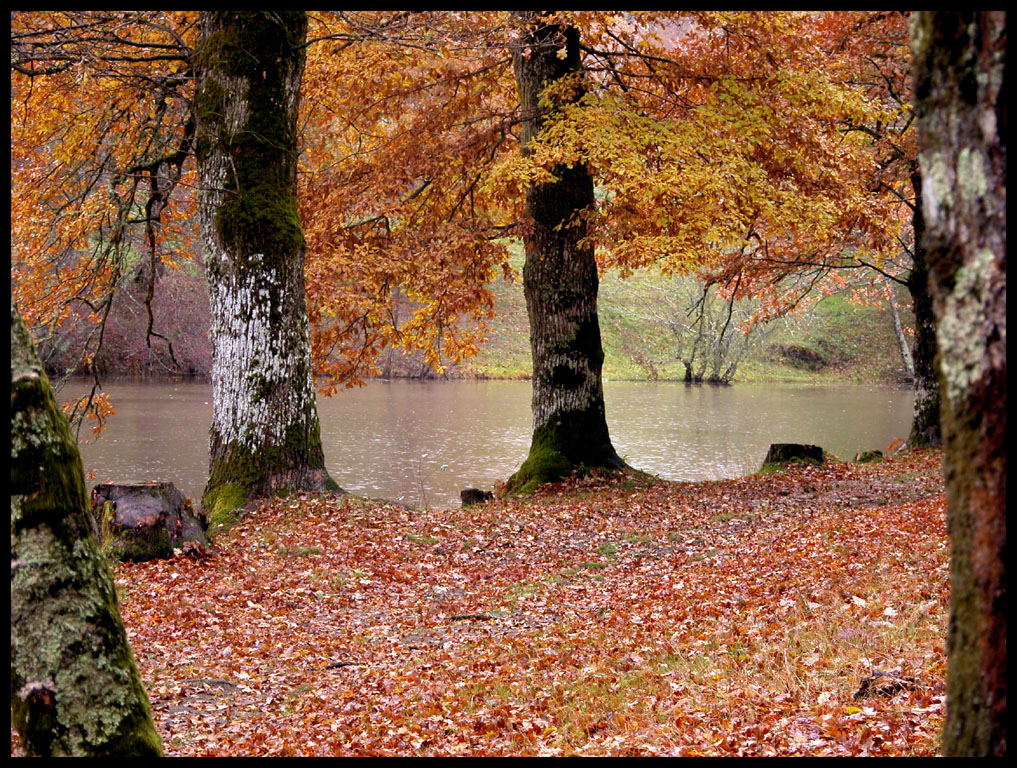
[65,378,914,509]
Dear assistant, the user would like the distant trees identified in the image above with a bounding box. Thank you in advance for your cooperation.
[604,275,774,384]
[11,299,162,756]
[194,11,339,521]
[912,10,1006,757]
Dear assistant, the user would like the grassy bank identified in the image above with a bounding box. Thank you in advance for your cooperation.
[11,448,947,757]
[39,245,913,387]
[466,255,912,386]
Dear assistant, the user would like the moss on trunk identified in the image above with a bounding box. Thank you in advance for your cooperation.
[11,299,163,757]
[507,406,625,494]
[195,12,339,515]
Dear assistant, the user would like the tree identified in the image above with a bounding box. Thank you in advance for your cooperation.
[11,10,514,417]
[297,11,917,488]
[193,11,340,522]
[912,10,1005,757]
[827,11,941,446]
[297,11,517,391]
[11,299,163,757]
[11,11,198,433]
[504,11,625,493]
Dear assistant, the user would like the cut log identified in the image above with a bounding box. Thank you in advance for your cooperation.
[762,443,825,467]
[89,482,211,561]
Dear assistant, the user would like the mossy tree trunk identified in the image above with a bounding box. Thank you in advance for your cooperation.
[906,169,942,447]
[11,299,163,757]
[912,11,1006,757]
[506,11,625,494]
[194,11,339,524]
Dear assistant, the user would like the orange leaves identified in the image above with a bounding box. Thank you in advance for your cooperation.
[61,391,116,440]
[11,12,198,351]
[299,13,517,390]
[7,450,947,756]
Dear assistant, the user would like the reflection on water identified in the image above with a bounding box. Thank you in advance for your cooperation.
[66,378,913,510]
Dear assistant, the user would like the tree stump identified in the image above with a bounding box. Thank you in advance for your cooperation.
[89,482,211,561]
[855,449,884,463]
[460,488,495,507]
[762,443,825,468]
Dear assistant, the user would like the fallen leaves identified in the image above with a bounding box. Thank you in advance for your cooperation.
[10,449,949,756]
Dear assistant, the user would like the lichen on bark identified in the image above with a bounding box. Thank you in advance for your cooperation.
[912,10,1005,757]
[194,11,339,515]
[11,299,163,757]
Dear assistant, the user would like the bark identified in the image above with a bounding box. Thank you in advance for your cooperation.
[10,299,163,757]
[505,12,624,494]
[912,11,1006,757]
[906,170,942,446]
[194,11,339,524]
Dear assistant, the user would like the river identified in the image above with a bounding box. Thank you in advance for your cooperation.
[65,378,914,510]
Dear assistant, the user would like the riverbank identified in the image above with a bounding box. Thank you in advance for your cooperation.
[11,447,947,756]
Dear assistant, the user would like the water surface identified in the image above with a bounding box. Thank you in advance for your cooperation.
[67,378,914,509]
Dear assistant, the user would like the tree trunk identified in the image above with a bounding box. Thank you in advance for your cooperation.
[10,299,163,757]
[194,11,339,525]
[912,11,1006,757]
[505,12,624,494]
[906,170,942,446]
[888,288,915,380]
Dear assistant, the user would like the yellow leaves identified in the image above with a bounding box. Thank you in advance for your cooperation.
[60,392,116,440]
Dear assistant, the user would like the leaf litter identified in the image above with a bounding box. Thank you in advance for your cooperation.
[10,449,948,756]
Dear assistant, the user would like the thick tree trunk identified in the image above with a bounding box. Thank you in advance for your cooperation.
[912,11,1006,757]
[10,299,162,757]
[194,11,339,524]
[906,170,942,446]
[506,12,624,494]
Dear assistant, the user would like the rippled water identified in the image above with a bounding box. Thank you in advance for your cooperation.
[66,378,913,509]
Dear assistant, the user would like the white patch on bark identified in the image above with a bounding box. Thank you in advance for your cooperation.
[530,306,601,430]
[206,258,317,451]
[531,354,598,429]
[918,150,950,229]
[936,247,999,408]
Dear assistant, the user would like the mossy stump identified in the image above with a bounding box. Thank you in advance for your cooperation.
[90,482,211,561]
[762,443,825,469]
[855,449,885,463]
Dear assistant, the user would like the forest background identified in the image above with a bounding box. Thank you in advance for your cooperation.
[14,10,921,399]
[38,246,915,387]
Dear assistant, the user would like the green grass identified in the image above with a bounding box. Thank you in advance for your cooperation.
[277,546,322,557]
[464,257,911,385]
[406,532,439,545]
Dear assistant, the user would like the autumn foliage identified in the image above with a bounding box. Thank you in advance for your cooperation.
[12,11,916,393]
[298,12,519,390]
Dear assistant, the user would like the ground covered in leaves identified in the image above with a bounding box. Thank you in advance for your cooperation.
[12,449,949,756]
